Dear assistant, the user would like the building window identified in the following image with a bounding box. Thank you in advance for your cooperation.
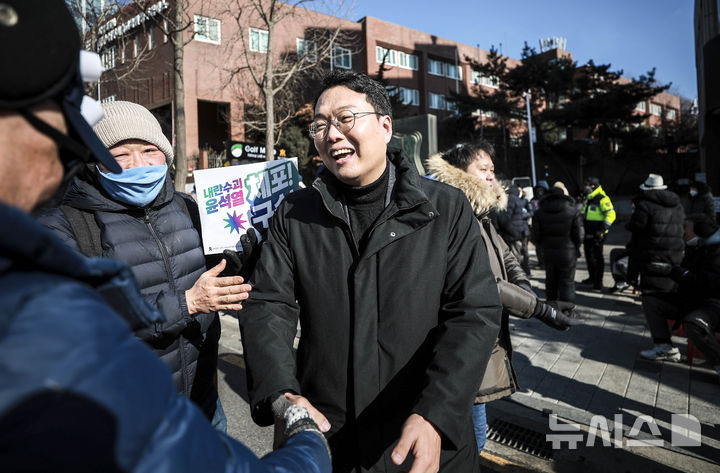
[132,34,138,57]
[394,87,419,106]
[333,46,352,69]
[473,109,496,118]
[429,92,445,110]
[666,108,676,120]
[376,46,387,63]
[195,15,221,44]
[446,99,457,112]
[428,59,444,76]
[396,51,407,68]
[446,64,461,80]
[376,46,396,66]
[249,27,268,52]
[398,51,418,70]
[377,46,418,70]
[649,103,662,116]
[297,38,317,62]
[120,44,126,64]
[635,101,647,112]
[471,70,499,88]
[147,26,154,50]
[101,45,116,70]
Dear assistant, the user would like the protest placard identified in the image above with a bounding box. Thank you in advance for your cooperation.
[193,158,300,254]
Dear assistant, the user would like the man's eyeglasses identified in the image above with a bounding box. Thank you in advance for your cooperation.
[309,110,383,140]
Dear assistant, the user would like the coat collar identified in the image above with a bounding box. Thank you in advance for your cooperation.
[587,185,605,200]
[313,149,431,220]
[425,154,507,217]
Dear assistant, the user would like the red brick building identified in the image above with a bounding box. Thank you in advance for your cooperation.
[97,1,681,169]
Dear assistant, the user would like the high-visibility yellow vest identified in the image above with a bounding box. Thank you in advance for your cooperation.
[582,185,616,227]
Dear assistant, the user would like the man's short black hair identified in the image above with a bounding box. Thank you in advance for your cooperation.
[313,70,392,119]
[441,139,496,171]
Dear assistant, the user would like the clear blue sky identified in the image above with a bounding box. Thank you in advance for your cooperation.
[345,0,696,99]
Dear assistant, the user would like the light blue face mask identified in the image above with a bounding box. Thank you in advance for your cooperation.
[97,164,168,207]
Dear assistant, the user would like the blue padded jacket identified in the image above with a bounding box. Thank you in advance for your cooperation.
[0,201,330,473]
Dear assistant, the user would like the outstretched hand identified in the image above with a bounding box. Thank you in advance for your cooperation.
[283,393,331,433]
[391,413,441,473]
[533,300,577,330]
[273,393,331,450]
[185,259,252,314]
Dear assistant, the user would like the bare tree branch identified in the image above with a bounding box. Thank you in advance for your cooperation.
[222,0,357,159]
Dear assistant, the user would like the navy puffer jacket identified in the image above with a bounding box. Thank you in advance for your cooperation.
[39,169,219,414]
[0,202,331,473]
[505,188,532,240]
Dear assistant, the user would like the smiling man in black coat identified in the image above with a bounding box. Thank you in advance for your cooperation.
[239,71,502,473]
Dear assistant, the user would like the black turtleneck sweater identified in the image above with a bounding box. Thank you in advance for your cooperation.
[338,162,390,249]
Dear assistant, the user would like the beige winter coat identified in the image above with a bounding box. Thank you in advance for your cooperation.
[428,154,538,403]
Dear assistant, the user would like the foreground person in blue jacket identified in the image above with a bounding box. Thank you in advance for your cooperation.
[0,1,330,472]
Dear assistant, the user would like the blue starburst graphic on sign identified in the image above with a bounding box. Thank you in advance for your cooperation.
[223,211,247,234]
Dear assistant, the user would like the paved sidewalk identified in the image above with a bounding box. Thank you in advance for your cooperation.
[483,226,720,473]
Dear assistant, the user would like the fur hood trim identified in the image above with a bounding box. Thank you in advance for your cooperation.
[426,154,508,215]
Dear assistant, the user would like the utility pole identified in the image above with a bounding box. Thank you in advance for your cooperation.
[525,90,537,186]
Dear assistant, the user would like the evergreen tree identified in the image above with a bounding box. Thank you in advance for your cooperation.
[451,42,672,182]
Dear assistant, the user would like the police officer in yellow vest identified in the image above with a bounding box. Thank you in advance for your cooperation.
[581,177,616,290]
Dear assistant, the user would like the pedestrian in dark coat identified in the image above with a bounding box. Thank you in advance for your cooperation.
[532,184,584,302]
[427,143,575,455]
[683,180,716,224]
[239,71,502,473]
[499,186,531,274]
[40,101,253,428]
[0,2,331,469]
[625,174,685,364]
[639,216,720,371]
[626,173,686,294]
[530,185,548,269]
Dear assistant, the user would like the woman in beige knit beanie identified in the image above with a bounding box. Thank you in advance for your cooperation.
[39,100,253,431]
[94,100,174,167]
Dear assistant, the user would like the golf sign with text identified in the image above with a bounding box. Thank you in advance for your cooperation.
[193,158,300,254]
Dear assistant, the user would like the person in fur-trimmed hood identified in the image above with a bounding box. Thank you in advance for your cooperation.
[427,140,576,455]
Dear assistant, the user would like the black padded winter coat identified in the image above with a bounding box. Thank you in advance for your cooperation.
[532,191,584,266]
[240,151,502,472]
[683,182,716,223]
[497,187,531,243]
[626,189,685,292]
[39,169,220,418]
